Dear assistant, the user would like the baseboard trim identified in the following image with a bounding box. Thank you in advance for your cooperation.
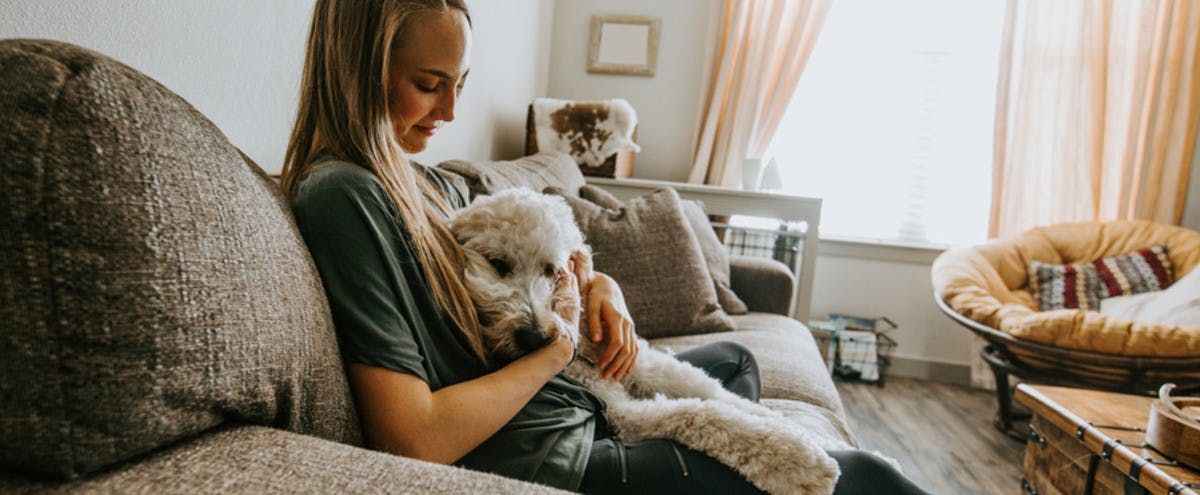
[886,356,971,386]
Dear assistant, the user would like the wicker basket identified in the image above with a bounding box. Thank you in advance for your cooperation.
[810,315,898,387]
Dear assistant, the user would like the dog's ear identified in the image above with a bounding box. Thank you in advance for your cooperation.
[540,195,585,252]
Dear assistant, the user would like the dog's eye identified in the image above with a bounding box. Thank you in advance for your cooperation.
[544,264,555,278]
[489,258,511,277]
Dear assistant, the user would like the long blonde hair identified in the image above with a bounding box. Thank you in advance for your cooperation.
[280,0,486,364]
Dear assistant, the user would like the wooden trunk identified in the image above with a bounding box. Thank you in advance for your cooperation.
[1024,415,1126,495]
[1015,385,1200,495]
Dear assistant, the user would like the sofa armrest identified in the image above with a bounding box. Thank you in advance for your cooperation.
[0,425,569,494]
[729,255,795,316]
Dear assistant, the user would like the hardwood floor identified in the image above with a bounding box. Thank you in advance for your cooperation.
[836,376,1025,494]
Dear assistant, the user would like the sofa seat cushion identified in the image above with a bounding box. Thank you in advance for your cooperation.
[648,313,846,418]
[0,39,360,479]
[761,399,858,450]
[0,426,568,494]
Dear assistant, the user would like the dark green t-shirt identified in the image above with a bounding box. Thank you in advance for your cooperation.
[291,159,603,490]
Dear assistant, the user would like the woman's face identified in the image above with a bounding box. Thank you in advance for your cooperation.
[387,9,471,153]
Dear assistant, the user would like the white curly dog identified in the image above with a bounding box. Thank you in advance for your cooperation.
[450,188,839,495]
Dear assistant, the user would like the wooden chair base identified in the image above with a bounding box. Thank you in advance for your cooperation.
[935,295,1200,444]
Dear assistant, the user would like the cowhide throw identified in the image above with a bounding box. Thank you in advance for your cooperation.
[532,97,641,167]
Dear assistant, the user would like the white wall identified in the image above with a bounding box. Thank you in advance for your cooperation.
[0,0,555,173]
[0,1,313,173]
[810,247,972,378]
[545,0,721,181]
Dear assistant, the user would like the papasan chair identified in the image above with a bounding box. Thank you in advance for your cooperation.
[931,220,1200,438]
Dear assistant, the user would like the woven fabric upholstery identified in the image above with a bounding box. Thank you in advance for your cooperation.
[0,426,568,494]
[0,39,361,479]
[729,255,795,316]
[555,188,735,338]
[679,200,749,315]
[577,183,624,209]
[578,185,748,315]
[437,152,585,200]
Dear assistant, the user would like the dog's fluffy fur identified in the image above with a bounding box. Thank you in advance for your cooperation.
[450,188,839,495]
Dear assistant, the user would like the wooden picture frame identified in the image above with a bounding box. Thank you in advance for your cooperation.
[587,15,661,77]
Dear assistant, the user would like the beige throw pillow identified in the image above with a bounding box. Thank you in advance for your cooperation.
[579,185,749,315]
[555,187,735,338]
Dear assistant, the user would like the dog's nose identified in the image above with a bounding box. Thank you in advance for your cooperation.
[514,325,549,352]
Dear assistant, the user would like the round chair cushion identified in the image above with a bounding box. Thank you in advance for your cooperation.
[932,220,1200,357]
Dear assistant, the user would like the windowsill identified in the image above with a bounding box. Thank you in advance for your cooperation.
[816,235,950,265]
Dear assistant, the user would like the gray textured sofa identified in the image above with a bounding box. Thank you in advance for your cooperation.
[0,39,855,493]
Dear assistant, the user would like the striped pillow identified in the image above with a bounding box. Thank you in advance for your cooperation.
[1029,244,1173,312]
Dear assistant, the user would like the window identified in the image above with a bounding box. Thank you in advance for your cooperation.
[762,0,1006,246]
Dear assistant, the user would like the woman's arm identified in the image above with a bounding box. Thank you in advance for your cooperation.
[351,257,582,465]
[348,336,573,465]
[570,250,638,380]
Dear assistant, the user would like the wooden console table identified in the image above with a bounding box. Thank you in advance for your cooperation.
[1015,384,1199,495]
[585,177,821,323]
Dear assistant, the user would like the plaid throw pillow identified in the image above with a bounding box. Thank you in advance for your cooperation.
[1030,244,1174,311]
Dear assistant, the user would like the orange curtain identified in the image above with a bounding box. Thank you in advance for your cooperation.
[990,0,1200,239]
[689,0,832,187]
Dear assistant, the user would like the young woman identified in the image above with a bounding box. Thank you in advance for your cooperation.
[280,1,927,493]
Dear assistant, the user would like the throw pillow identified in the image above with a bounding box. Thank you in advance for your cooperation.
[1092,244,1174,298]
[679,200,750,315]
[577,185,749,315]
[552,188,736,338]
[1029,244,1174,312]
[437,152,585,200]
[0,40,361,479]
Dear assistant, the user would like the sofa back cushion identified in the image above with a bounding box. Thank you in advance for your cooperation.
[0,39,362,480]
[437,152,585,200]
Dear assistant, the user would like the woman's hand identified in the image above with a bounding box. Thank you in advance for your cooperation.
[567,249,637,380]
[585,272,638,380]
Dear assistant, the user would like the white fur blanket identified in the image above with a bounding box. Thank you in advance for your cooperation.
[531,97,641,167]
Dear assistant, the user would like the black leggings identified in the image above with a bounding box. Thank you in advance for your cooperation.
[578,341,928,495]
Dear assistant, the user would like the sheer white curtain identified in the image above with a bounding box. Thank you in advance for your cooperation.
[689,0,832,187]
[990,0,1200,239]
